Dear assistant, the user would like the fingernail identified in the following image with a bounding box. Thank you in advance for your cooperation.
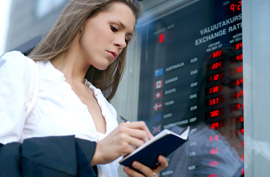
[159,155,165,161]
[124,167,129,173]
[133,162,139,168]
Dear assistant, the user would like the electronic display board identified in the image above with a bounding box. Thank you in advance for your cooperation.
[137,0,243,176]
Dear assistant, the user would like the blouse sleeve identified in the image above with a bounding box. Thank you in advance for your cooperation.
[0,51,32,144]
[0,135,98,177]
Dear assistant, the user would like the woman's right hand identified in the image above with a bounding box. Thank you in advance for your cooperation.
[91,121,153,165]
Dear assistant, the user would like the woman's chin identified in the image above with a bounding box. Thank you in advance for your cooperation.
[94,63,110,71]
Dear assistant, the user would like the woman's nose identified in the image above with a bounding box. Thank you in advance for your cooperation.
[113,35,127,49]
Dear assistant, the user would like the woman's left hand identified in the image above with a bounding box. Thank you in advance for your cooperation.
[123,155,168,177]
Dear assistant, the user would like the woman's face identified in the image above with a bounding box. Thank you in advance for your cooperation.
[79,2,136,70]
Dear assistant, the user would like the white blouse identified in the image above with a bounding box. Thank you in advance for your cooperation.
[0,51,119,177]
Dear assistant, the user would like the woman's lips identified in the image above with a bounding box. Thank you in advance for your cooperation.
[107,51,117,60]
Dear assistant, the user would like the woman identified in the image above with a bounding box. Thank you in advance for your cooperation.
[0,0,168,177]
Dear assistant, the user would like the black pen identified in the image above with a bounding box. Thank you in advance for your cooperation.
[119,115,129,123]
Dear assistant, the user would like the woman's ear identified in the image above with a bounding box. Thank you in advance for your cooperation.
[80,20,87,35]
[79,25,84,37]
[80,18,89,36]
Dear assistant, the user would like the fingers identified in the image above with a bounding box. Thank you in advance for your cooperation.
[124,167,144,177]
[123,121,153,140]
[120,132,145,150]
[91,121,154,165]
[154,155,168,172]
[117,122,153,145]
[124,161,151,177]
[121,125,150,143]
[133,161,153,175]
[123,155,168,177]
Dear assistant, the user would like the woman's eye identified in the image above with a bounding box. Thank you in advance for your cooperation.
[110,25,118,32]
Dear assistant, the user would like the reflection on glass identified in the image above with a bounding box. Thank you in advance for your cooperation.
[137,0,243,176]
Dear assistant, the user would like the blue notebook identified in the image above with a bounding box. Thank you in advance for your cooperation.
[119,126,190,169]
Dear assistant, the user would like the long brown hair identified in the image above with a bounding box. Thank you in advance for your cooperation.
[28,0,142,101]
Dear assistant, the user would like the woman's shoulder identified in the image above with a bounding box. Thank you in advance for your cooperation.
[0,51,31,69]
[0,51,36,88]
[1,50,28,59]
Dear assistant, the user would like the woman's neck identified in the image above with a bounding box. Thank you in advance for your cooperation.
[51,36,90,84]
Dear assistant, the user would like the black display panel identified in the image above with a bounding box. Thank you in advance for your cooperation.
[137,0,243,176]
